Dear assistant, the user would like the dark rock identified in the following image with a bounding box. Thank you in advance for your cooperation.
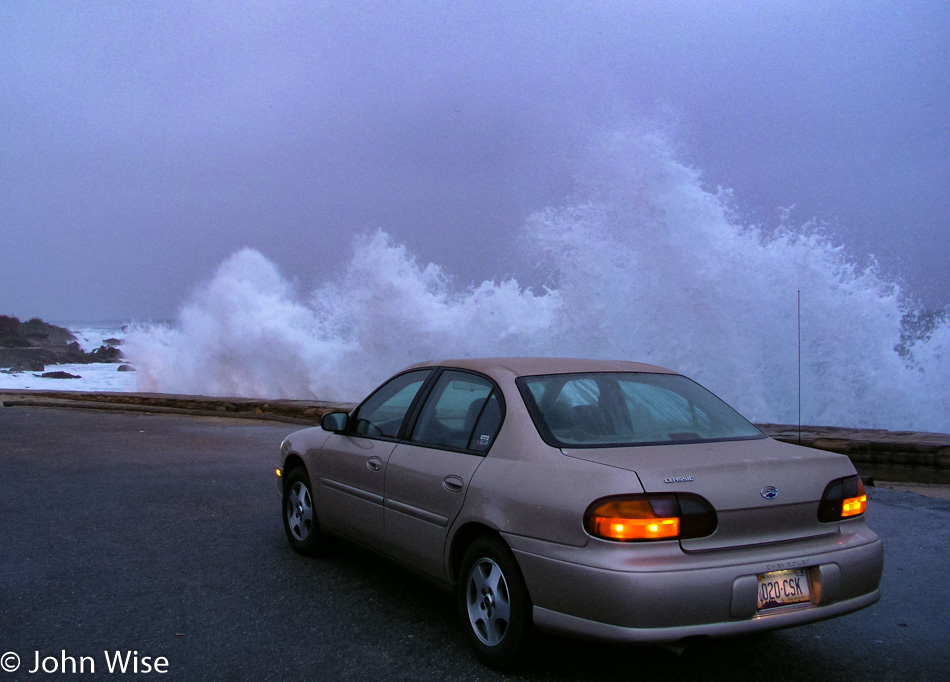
[117,364,135,372]
[90,345,124,362]
[104,338,123,346]
[34,371,82,379]
[0,316,129,370]
[12,360,45,372]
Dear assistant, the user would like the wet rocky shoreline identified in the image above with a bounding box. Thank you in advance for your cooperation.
[0,316,125,376]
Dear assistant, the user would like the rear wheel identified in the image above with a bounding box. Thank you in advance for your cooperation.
[282,468,325,556]
[457,535,532,669]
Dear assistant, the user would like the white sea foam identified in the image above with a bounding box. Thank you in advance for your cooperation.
[68,324,128,353]
[0,362,137,392]
[123,125,950,432]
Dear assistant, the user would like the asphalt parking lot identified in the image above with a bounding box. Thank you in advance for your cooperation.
[1,406,948,681]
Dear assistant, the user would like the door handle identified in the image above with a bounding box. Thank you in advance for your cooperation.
[367,457,382,472]
[442,475,464,493]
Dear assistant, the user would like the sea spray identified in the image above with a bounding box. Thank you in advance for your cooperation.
[515,127,937,430]
[125,235,559,401]
[125,125,950,432]
[127,249,356,400]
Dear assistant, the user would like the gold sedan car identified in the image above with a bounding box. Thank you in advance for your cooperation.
[276,358,883,668]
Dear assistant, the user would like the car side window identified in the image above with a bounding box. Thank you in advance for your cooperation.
[352,369,431,439]
[467,392,501,452]
[411,371,500,452]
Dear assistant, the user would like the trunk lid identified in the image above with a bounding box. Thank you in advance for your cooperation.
[563,437,858,551]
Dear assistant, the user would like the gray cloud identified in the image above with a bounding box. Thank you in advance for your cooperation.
[2,0,947,321]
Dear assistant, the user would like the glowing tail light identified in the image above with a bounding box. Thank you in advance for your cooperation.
[588,499,680,540]
[585,494,716,542]
[841,493,867,517]
[818,475,868,522]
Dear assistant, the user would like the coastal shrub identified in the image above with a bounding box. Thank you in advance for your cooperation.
[21,317,51,340]
[0,315,20,339]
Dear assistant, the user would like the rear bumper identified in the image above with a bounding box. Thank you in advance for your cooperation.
[509,526,883,644]
[533,589,880,644]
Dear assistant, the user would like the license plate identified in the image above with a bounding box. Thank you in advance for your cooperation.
[757,568,811,610]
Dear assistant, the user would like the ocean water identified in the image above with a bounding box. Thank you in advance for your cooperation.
[14,126,950,433]
[0,323,137,392]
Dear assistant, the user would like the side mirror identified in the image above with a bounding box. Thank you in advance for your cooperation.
[321,411,349,433]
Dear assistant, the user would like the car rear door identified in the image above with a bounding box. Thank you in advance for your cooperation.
[383,370,503,580]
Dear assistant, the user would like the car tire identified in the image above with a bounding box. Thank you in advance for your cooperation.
[457,535,532,669]
[282,467,325,556]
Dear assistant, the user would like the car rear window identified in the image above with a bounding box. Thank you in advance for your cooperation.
[517,372,764,447]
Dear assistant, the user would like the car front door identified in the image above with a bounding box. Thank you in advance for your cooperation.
[315,368,432,546]
[384,370,503,579]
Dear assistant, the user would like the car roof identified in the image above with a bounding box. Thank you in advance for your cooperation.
[406,357,677,377]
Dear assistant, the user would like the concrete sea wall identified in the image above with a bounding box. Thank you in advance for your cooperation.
[3,389,948,484]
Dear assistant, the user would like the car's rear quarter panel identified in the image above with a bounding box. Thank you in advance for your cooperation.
[454,425,644,550]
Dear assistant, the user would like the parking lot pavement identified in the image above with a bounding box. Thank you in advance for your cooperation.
[1,405,948,682]
[873,481,950,500]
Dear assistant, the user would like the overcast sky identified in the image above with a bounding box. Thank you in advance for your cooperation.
[2,1,948,323]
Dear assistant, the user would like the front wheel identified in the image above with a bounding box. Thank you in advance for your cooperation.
[282,467,325,556]
[457,535,532,669]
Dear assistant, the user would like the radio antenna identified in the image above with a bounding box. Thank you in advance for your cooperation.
[798,290,802,446]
